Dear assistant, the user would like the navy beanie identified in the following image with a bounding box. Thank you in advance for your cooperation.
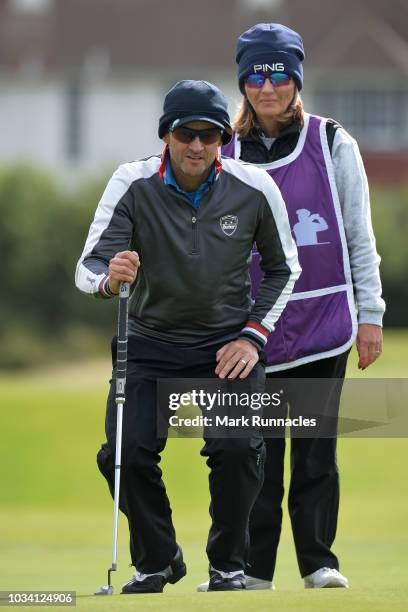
[236,23,305,93]
[158,80,232,144]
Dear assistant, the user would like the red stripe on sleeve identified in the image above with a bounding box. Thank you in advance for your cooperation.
[246,322,269,337]
[98,274,110,296]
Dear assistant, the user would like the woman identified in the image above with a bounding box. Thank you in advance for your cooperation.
[199,23,385,591]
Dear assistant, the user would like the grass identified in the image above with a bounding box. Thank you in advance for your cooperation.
[0,329,407,610]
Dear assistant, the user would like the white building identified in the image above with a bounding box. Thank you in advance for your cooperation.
[1,0,407,181]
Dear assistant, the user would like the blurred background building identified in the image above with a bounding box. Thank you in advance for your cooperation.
[0,0,407,370]
[1,0,407,181]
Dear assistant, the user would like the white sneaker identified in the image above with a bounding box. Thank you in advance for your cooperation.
[246,575,275,590]
[304,567,349,589]
[197,574,275,592]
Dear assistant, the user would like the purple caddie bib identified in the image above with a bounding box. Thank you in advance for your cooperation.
[222,114,357,371]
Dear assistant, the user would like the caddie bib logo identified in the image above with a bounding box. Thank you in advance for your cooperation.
[220,215,238,236]
[292,208,330,246]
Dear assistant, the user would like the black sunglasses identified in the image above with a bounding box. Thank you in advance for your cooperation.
[169,126,223,145]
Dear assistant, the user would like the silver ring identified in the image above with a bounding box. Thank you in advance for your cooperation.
[241,359,247,365]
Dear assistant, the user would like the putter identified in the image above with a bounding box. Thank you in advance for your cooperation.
[95,281,130,596]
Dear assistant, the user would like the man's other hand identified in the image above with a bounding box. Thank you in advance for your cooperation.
[215,339,259,379]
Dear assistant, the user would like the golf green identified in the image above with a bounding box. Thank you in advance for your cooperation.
[0,331,407,610]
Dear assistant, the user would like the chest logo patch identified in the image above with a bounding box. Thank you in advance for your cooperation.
[220,215,238,236]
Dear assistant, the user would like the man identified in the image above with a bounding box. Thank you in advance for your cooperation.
[75,79,300,593]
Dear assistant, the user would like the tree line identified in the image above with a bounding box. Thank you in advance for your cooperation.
[0,165,406,369]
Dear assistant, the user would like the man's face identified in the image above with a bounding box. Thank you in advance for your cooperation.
[163,121,222,183]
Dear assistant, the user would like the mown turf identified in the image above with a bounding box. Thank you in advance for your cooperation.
[0,330,407,610]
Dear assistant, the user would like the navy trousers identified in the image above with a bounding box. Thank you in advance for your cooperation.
[97,333,266,574]
[246,350,349,579]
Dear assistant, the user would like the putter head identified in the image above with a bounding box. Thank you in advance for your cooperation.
[95,585,114,596]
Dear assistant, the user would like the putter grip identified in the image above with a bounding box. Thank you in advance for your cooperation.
[116,282,130,399]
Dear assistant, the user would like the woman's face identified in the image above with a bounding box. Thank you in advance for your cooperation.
[244,74,296,121]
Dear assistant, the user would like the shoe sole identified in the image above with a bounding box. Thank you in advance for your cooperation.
[121,588,163,594]
[208,586,245,592]
[305,581,348,589]
[198,581,274,592]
